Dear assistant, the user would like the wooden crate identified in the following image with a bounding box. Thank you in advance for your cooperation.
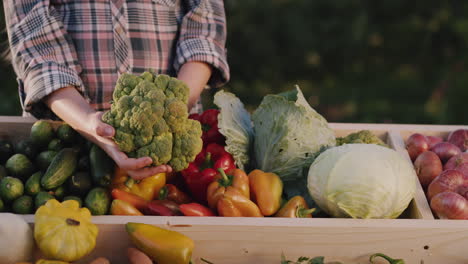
[0,117,466,263]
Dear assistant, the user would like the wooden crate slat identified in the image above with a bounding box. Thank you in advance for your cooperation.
[23,216,468,264]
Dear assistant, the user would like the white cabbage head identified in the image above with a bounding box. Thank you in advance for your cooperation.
[307,144,416,219]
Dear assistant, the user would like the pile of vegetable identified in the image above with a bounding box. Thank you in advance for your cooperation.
[0,121,113,216]
[182,87,415,219]
[0,72,418,220]
[405,129,468,219]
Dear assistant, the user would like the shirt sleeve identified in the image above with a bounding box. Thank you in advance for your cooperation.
[4,0,84,117]
[174,0,230,88]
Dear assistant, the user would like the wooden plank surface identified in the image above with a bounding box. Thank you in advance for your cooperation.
[23,216,468,264]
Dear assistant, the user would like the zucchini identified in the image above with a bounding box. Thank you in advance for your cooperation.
[41,148,78,190]
[89,145,114,187]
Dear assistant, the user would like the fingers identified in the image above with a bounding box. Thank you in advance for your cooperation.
[96,127,173,180]
[88,257,110,264]
[94,112,115,138]
[117,156,153,171]
[96,122,115,138]
[127,247,153,264]
[128,165,172,180]
[113,152,173,180]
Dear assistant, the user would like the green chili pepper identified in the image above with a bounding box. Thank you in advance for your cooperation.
[370,253,405,264]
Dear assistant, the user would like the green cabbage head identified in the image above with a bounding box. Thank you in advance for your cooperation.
[252,86,336,181]
[307,144,416,219]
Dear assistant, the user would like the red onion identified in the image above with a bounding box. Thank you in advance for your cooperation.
[430,192,468,220]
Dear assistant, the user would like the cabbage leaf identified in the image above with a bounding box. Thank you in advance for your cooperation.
[252,86,336,181]
[214,90,254,170]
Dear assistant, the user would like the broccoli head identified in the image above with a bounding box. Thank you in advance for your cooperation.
[336,130,389,147]
[102,71,202,171]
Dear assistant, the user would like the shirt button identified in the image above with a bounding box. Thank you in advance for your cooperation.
[116,26,124,34]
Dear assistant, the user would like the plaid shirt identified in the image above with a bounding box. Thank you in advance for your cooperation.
[4,0,229,118]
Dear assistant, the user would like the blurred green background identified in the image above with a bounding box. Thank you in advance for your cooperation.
[1,0,467,124]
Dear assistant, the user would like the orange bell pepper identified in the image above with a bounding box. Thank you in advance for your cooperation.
[112,166,166,201]
[274,196,316,218]
[111,199,144,216]
[111,189,149,211]
[248,169,283,216]
[206,168,250,209]
[217,187,263,217]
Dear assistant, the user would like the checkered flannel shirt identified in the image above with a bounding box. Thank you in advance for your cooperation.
[4,0,230,118]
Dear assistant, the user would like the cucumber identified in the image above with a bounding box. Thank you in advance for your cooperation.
[0,139,13,163]
[6,153,34,180]
[41,148,78,190]
[67,171,92,197]
[0,177,24,202]
[57,124,78,145]
[85,187,110,215]
[15,139,38,159]
[0,165,6,181]
[78,156,90,171]
[35,150,58,172]
[35,191,54,209]
[48,138,64,152]
[50,185,66,200]
[30,120,54,148]
[12,195,33,214]
[25,171,43,196]
[90,144,114,187]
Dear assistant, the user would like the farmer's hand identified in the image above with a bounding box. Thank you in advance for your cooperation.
[126,247,153,264]
[91,111,172,180]
[46,86,172,180]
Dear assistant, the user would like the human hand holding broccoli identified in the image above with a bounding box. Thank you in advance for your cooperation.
[46,85,172,180]
[102,71,203,175]
[90,111,173,180]
[46,71,202,180]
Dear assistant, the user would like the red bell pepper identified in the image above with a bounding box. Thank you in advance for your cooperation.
[158,184,193,204]
[189,109,225,146]
[145,200,182,216]
[181,143,236,203]
[179,203,216,217]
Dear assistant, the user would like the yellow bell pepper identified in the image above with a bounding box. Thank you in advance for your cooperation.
[34,199,98,262]
[248,169,283,216]
[126,222,194,264]
[112,166,166,201]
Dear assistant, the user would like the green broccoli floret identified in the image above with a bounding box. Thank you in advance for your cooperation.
[336,130,389,147]
[102,71,203,171]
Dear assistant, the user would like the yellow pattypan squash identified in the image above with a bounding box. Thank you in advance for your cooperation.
[36,260,70,264]
[34,199,98,262]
